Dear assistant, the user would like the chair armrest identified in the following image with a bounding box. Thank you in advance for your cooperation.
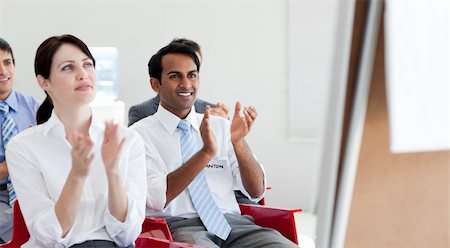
[140,217,173,241]
[239,203,301,244]
[136,236,206,248]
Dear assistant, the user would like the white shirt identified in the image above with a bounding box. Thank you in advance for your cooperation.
[6,112,147,248]
[131,105,266,219]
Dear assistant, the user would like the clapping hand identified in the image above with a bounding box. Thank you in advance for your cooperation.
[199,105,217,157]
[69,132,94,177]
[101,121,125,173]
[230,101,257,144]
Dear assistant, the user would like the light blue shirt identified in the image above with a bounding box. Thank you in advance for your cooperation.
[0,90,40,183]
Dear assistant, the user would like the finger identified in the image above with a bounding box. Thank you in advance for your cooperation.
[104,121,113,139]
[234,101,241,118]
[117,137,126,153]
[222,104,229,116]
[246,106,258,119]
[243,108,255,124]
[204,105,211,119]
[110,122,119,143]
[243,109,254,129]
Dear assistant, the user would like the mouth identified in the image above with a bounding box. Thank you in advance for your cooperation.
[177,92,193,97]
[0,77,10,83]
[75,83,93,91]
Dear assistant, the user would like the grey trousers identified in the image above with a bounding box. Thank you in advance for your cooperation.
[167,213,298,248]
[0,189,13,243]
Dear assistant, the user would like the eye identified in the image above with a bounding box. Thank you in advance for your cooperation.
[4,59,12,66]
[188,73,197,79]
[169,74,180,79]
[61,65,73,72]
[83,61,94,68]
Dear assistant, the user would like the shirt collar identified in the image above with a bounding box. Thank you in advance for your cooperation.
[42,108,104,141]
[3,90,19,112]
[156,104,201,135]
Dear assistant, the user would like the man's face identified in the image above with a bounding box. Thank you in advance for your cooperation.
[155,53,199,119]
[0,50,15,100]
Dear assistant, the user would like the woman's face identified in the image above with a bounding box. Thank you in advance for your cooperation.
[44,43,96,108]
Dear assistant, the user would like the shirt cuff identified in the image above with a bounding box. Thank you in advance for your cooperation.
[31,206,71,247]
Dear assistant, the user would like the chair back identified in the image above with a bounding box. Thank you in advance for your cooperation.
[0,202,30,247]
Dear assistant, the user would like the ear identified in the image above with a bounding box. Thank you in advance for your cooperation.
[36,75,50,91]
[150,77,160,93]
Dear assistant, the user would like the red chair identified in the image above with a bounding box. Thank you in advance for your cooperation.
[0,202,198,248]
[239,204,301,244]
[0,202,29,248]
[141,203,302,245]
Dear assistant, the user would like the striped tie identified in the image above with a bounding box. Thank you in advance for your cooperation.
[177,120,231,240]
[0,101,17,207]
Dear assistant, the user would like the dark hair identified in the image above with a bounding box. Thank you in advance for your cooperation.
[148,42,200,83]
[35,34,96,124]
[0,37,15,65]
[172,38,202,58]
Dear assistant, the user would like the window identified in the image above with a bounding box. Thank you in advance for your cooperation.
[89,47,118,102]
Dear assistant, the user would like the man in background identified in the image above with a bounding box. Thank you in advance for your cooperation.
[0,37,40,243]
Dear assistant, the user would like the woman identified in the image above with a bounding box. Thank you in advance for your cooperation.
[6,35,146,247]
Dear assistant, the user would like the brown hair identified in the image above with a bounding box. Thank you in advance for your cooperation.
[34,34,95,124]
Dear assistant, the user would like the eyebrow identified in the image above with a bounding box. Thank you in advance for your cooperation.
[168,69,198,75]
[56,57,91,69]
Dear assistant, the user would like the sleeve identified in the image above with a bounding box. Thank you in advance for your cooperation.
[104,130,148,246]
[130,123,169,211]
[143,140,168,211]
[6,138,67,247]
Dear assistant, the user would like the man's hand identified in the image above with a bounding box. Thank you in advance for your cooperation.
[230,101,257,144]
[199,106,217,157]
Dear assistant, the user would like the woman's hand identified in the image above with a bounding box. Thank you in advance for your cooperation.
[69,132,94,178]
[102,121,125,174]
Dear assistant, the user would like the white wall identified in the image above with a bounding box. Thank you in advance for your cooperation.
[0,0,340,210]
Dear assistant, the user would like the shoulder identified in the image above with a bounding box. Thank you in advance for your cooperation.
[8,124,45,149]
[130,97,159,111]
[129,115,158,133]
[194,98,215,112]
[14,91,40,107]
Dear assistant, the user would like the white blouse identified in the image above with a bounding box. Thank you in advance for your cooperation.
[6,112,147,248]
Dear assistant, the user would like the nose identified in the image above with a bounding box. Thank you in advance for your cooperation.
[0,63,5,75]
[179,75,192,88]
[77,69,88,81]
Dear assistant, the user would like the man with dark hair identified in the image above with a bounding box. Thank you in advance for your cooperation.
[127,38,228,127]
[131,42,297,247]
[0,37,39,243]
